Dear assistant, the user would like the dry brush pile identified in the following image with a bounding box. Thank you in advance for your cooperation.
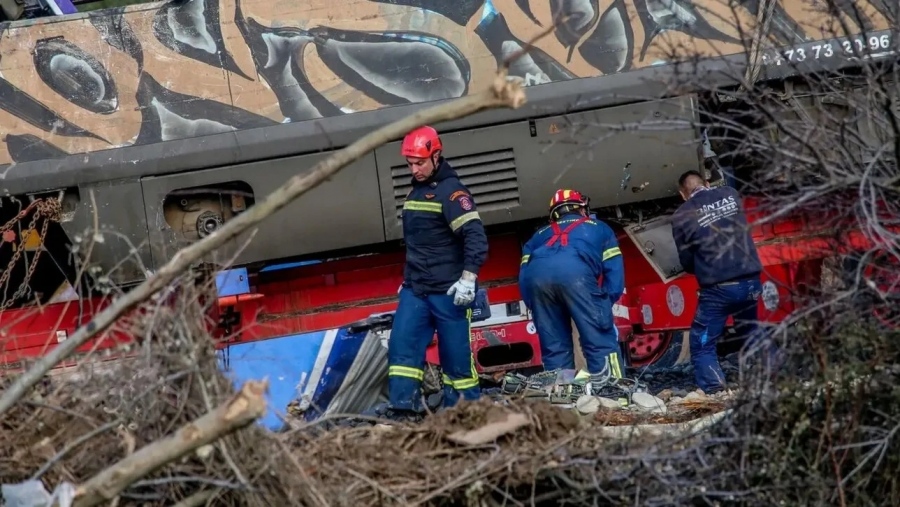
[0,283,897,506]
[0,286,301,506]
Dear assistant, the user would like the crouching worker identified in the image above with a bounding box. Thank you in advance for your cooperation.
[382,126,489,423]
[518,189,628,396]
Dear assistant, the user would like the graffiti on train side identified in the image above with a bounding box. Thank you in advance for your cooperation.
[0,0,888,167]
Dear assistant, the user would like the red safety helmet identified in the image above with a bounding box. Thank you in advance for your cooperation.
[401,126,443,159]
[549,189,590,220]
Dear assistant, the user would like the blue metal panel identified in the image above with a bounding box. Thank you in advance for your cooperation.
[219,331,328,431]
[215,268,250,297]
[302,327,371,422]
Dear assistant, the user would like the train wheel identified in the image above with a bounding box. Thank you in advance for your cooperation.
[626,332,676,368]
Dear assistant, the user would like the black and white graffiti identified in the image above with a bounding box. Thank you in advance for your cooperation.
[0,0,877,166]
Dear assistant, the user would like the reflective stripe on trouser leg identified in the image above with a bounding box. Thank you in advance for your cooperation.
[609,326,623,378]
[607,352,623,379]
[562,277,620,375]
[388,288,435,411]
[431,295,481,408]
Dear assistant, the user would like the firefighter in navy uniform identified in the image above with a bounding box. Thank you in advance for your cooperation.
[518,189,629,396]
[671,170,764,395]
[383,125,489,422]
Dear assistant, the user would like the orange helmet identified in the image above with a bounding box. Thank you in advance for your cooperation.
[401,126,443,159]
[549,189,590,220]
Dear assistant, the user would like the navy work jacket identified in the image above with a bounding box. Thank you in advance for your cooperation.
[519,212,625,303]
[401,159,489,295]
[671,185,762,287]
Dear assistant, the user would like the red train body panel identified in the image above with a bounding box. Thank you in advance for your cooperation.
[2,196,895,376]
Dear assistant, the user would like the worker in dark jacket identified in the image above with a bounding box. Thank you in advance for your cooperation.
[518,189,627,396]
[671,170,763,394]
[384,125,489,422]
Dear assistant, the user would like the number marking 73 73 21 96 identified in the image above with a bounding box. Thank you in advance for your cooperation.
[761,31,894,67]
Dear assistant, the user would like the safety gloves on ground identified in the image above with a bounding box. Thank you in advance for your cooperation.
[447,271,477,306]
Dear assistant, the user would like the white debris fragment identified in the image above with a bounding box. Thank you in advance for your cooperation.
[684,390,707,402]
[575,395,600,415]
[632,392,668,414]
[1,480,75,507]
[597,397,625,411]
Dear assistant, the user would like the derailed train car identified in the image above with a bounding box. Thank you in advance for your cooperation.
[0,0,896,369]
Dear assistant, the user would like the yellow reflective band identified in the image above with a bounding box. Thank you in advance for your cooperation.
[442,374,479,390]
[450,211,480,231]
[388,365,424,380]
[608,353,623,379]
[520,254,530,265]
[438,308,479,392]
[467,309,478,388]
[403,200,443,213]
[453,378,480,390]
[602,246,622,261]
[563,190,571,200]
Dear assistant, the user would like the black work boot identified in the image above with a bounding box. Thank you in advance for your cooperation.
[381,407,425,424]
[347,402,425,426]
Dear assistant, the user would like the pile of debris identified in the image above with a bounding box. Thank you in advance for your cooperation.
[488,365,735,428]
[0,286,744,506]
[282,341,744,433]
[280,391,735,505]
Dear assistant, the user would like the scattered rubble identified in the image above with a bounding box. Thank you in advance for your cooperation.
[632,392,668,414]
[575,394,602,414]
[472,352,744,429]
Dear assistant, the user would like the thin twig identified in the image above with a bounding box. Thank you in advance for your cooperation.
[71,379,268,507]
[30,419,122,481]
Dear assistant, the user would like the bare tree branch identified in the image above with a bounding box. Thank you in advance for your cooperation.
[70,379,268,507]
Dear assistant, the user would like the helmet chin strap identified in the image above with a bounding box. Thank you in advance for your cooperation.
[426,151,441,179]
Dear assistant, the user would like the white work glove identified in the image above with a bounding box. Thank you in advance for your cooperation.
[447,271,477,306]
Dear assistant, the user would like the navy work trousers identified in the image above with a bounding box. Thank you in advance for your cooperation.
[690,276,764,393]
[522,262,623,376]
[388,287,481,411]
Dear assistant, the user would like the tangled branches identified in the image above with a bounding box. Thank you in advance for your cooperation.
[278,321,898,506]
[0,285,298,506]
[0,254,896,506]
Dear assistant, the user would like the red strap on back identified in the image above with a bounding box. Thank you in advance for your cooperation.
[545,217,589,247]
